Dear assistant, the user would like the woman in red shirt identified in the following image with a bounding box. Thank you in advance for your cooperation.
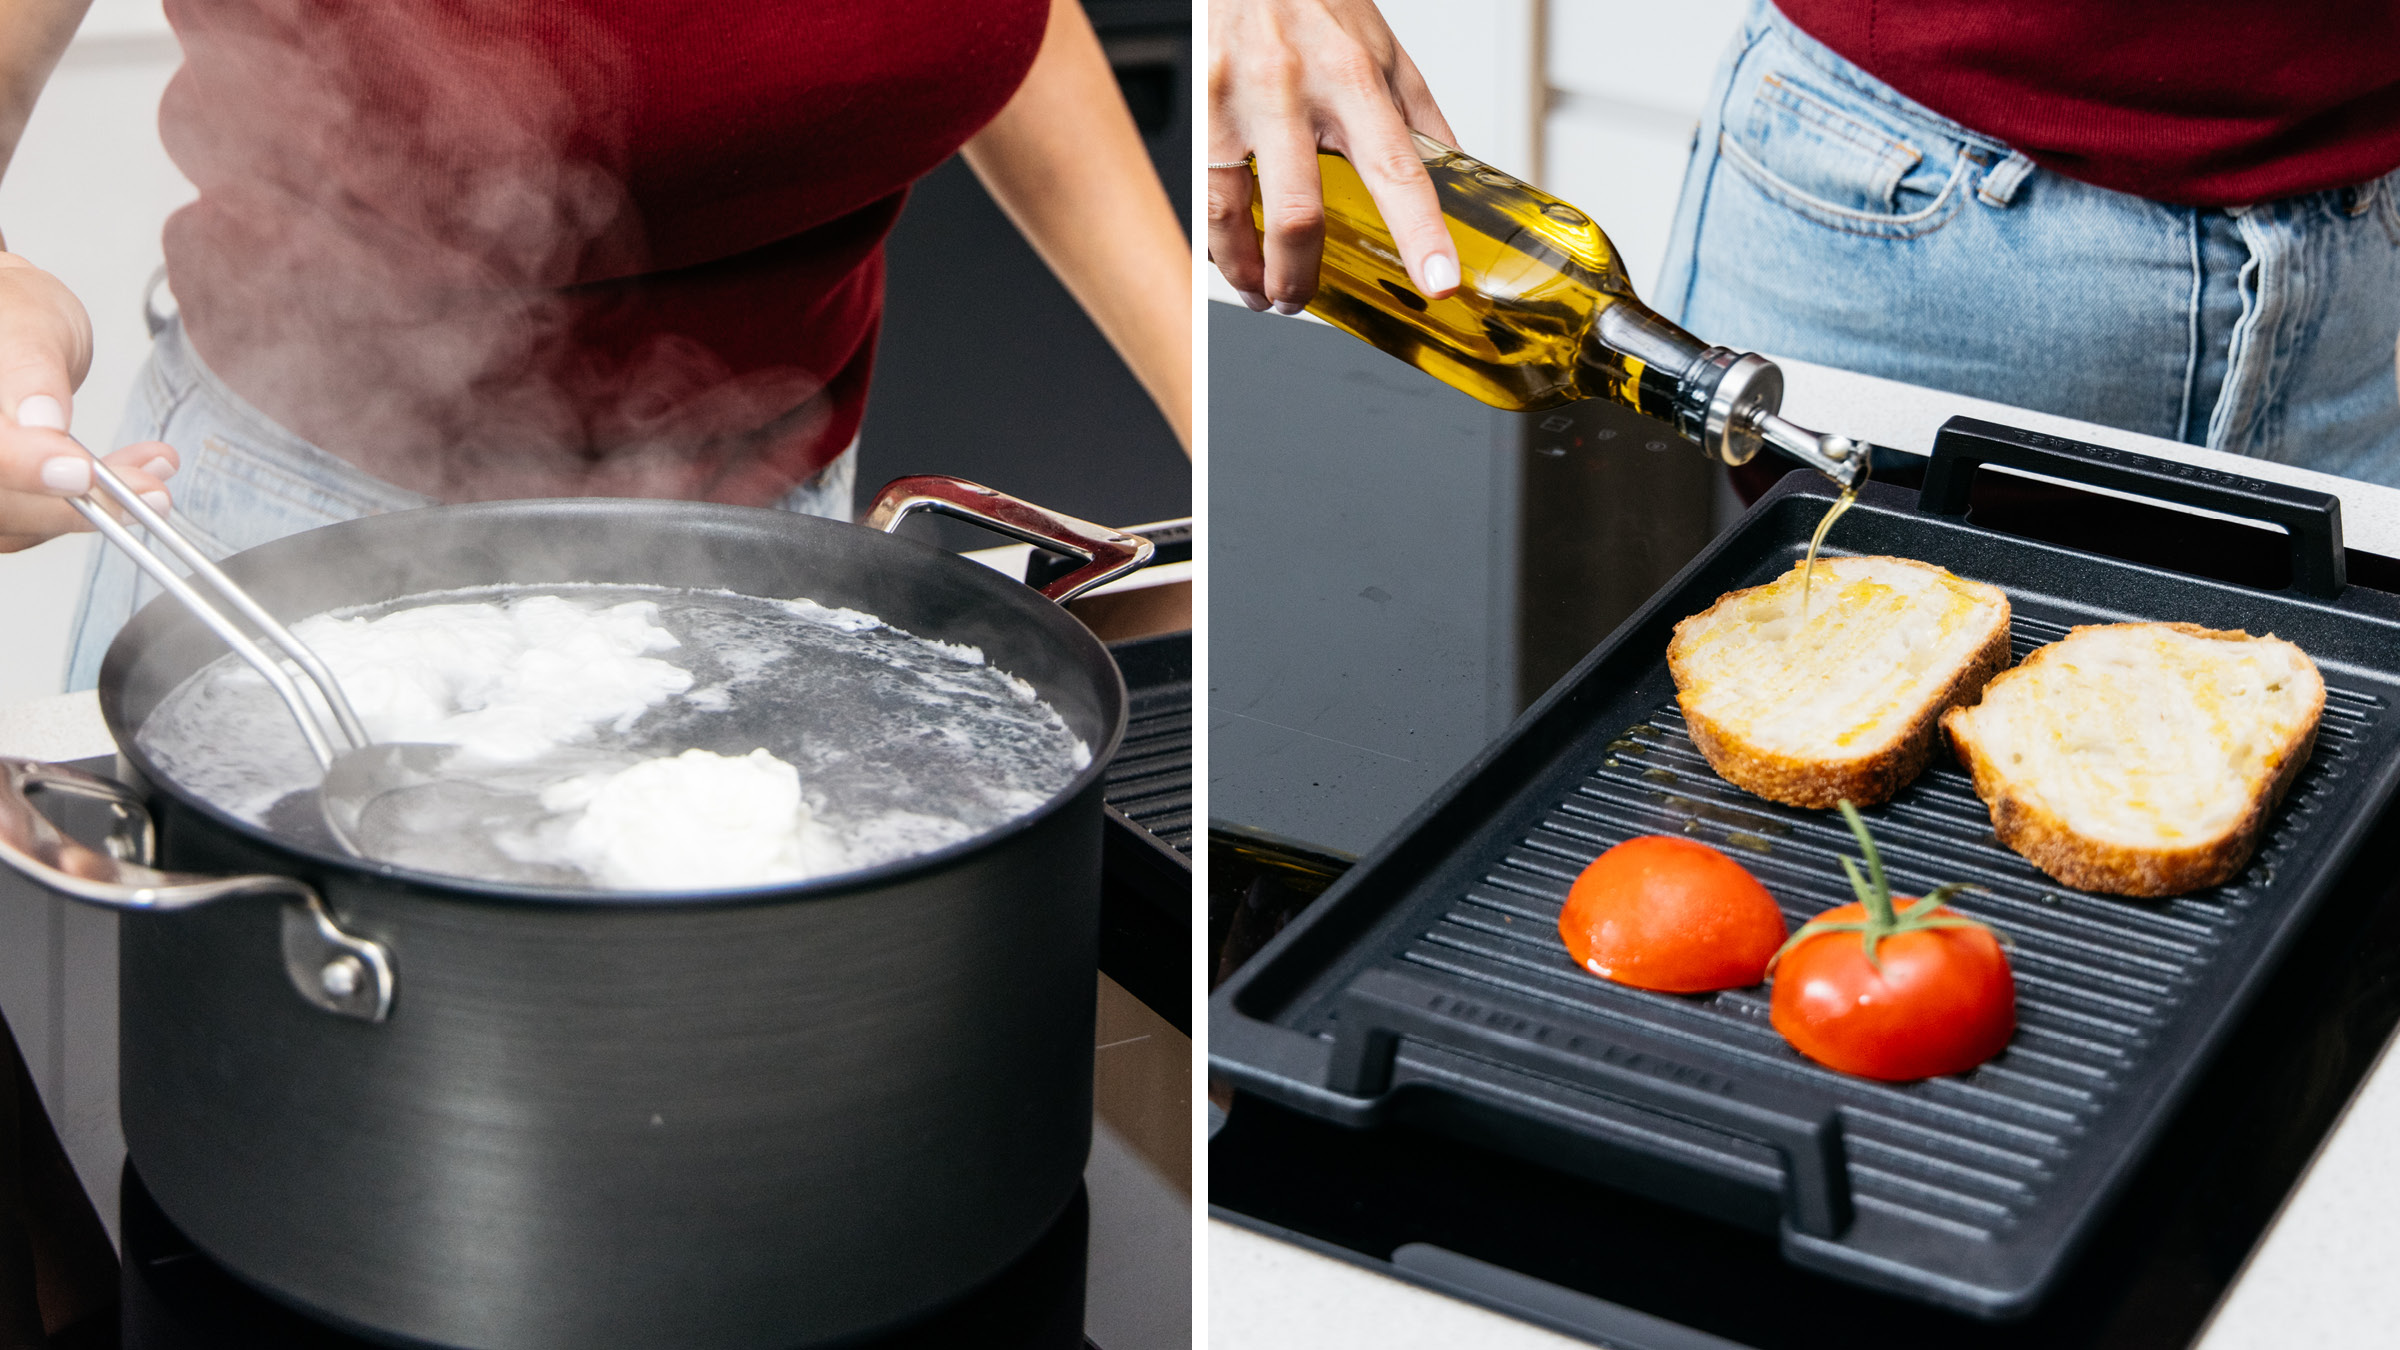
[1211,0,2400,490]
[0,0,1189,680]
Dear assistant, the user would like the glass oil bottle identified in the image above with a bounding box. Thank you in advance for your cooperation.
[1249,134,1866,489]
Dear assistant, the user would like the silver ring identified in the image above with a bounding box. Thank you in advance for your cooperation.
[1206,159,1252,170]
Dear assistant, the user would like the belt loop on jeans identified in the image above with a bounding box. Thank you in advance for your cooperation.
[1977,151,2036,208]
[141,264,178,338]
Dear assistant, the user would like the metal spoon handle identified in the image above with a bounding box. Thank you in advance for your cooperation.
[69,442,368,766]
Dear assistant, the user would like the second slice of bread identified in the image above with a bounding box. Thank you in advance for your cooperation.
[1667,555,2011,808]
[1941,622,2324,897]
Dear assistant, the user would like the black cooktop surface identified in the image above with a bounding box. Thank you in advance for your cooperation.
[122,1166,1095,1350]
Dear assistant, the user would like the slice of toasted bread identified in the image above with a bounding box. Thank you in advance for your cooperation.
[1667,556,2011,808]
[1941,623,2324,898]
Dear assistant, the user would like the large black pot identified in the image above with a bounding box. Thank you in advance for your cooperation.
[0,479,1149,1349]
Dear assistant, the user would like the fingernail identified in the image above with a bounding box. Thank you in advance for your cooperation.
[17,395,64,431]
[1271,300,1305,316]
[141,490,171,515]
[1237,290,1270,312]
[143,456,177,480]
[1420,253,1460,294]
[39,456,89,493]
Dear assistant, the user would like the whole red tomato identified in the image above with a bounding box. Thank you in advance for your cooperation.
[1769,899,2014,1080]
[1558,836,1787,993]
[1768,802,2015,1081]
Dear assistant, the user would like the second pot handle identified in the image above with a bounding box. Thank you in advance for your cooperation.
[0,758,393,1022]
[862,476,1156,603]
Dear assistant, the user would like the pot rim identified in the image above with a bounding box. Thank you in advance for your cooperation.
[98,497,1130,909]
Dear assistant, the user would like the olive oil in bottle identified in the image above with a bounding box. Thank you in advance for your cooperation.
[1249,134,1866,488]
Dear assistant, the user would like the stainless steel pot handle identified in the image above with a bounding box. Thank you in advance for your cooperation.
[861,476,1156,603]
[0,758,393,1022]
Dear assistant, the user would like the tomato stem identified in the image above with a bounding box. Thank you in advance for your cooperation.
[1840,801,1898,927]
[1765,800,2001,977]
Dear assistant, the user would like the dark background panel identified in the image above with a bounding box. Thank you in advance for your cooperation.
[1205,304,1524,859]
[862,4,1192,552]
[1205,301,1716,859]
[1515,398,1719,708]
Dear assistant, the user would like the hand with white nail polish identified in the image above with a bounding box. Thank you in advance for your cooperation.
[1207,0,1461,316]
[0,252,180,552]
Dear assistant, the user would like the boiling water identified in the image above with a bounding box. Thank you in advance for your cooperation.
[137,585,1092,890]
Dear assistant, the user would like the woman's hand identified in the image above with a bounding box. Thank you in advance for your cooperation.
[0,253,176,553]
[1207,0,1459,314]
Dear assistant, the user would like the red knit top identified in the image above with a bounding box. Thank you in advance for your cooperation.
[158,0,1049,504]
[1776,0,2400,207]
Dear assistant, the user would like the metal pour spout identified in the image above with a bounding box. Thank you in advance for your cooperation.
[1680,349,1868,492]
[1752,410,1869,491]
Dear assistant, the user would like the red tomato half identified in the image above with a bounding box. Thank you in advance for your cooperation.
[1558,836,1787,993]
[1769,900,2015,1081]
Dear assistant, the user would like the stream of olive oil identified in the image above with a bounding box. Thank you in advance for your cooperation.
[1797,465,1867,619]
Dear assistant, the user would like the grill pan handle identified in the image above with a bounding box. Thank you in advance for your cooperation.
[862,475,1156,603]
[0,757,394,1022]
[1326,965,1852,1238]
[1918,416,2346,598]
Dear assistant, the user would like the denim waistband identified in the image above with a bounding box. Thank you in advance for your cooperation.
[1750,0,2395,215]
[1748,0,2015,158]
[143,316,434,517]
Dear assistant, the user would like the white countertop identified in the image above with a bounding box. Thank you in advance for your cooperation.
[0,690,112,763]
[1206,347,2400,1349]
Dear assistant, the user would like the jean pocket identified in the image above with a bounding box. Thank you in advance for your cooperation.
[2374,168,2400,247]
[1718,64,1970,239]
[169,434,381,558]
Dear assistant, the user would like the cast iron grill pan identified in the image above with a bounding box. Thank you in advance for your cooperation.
[1209,419,2400,1318]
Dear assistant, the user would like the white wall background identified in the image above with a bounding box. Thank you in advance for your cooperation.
[0,0,190,704]
[1541,0,1745,294]
[1376,0,1541,184]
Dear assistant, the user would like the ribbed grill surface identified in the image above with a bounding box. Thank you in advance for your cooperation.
[1106,679,1192,854]
[1390,614,2381,1243]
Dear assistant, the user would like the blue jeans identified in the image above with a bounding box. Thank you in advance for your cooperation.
[1655,0,2400,486]
[63,313,856,691]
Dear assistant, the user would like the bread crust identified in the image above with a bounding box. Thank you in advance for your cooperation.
[1667,561,2012,809]
[1941,623,2325,898]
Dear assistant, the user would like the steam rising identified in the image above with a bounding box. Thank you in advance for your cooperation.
[160,0,830,503]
